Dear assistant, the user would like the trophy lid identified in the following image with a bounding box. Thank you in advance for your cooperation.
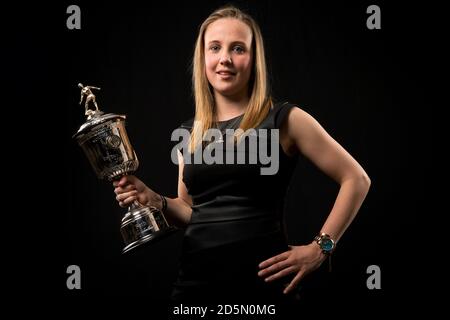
[73,112,126,139]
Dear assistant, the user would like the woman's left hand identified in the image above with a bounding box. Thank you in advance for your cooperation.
[258,242,327,294]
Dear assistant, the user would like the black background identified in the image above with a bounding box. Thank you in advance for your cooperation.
[10,0,434,315]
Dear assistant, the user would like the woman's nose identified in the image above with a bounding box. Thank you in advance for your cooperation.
[219,55,232,65]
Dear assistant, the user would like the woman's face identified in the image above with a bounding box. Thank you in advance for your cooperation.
[204,18,253,99]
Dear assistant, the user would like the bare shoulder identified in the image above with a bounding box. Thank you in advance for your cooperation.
[282,105,323,135]
[280,106,326,156]
[284,105,314,125]
[279,106,307,156]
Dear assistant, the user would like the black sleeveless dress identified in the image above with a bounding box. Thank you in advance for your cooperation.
[171,102,299,303]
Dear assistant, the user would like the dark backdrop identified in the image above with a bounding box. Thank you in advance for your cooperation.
[12,0,433,314]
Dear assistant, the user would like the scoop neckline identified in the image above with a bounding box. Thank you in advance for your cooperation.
[216,113,244,123]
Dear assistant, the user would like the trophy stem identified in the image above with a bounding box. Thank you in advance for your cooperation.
[129,200,143,210]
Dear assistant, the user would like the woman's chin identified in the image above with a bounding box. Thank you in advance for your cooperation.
[213,86,245,98]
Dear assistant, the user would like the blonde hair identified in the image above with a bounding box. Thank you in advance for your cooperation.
[190,5,272,152]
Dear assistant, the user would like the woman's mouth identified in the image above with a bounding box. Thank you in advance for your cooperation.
[216,70,236,79]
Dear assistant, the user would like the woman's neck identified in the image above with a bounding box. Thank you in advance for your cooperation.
[214,93,249,121]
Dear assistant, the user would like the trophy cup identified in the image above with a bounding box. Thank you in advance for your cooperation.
[73,83,175,254]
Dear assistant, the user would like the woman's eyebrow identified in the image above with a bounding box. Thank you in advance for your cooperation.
[229,41,248,47]
[206,40,248,46]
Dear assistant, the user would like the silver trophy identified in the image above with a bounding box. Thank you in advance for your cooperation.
[73,83,175,254]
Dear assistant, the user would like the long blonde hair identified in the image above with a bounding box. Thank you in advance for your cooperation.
[190,5,272,152]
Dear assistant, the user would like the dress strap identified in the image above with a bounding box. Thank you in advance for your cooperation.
[273,102,298,129]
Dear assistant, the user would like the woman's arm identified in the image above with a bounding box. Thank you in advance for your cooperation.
[258,106,371,294]
[113,150,193,228]
[164,150,193,227]
[281,107,371,241]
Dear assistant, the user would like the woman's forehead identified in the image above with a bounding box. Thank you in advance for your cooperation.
[204,18,252,44]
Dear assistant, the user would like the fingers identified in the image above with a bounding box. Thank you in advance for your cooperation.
[114,177,137,197]
[120,197,136,207]
[283,270,305,294]
[262,266,297,283]
[116,190,138,202]
[116,190,138,207]
[258,251,290,269]
[114,183,136,195]
[112,176,142,207]
[258,259,290,277]
[118,197,136,207]
[257,247,308,294]
[112,175,136,188]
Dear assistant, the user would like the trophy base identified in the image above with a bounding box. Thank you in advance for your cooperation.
[122,226,177,254]
[120,204,176,254]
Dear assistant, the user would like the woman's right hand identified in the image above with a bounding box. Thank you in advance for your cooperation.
[113,175,159,208]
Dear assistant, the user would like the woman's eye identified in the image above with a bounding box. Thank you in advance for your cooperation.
[210,45,220,52]
[233,46,245,53]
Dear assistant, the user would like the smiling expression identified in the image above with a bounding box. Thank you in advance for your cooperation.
[204,18,253,98]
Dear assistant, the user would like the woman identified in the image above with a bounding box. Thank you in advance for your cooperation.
[113,6,370,304]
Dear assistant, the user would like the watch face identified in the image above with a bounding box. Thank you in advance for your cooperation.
[321,238,334,252]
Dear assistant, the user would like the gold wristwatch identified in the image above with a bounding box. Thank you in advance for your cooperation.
[314,233,336,255]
